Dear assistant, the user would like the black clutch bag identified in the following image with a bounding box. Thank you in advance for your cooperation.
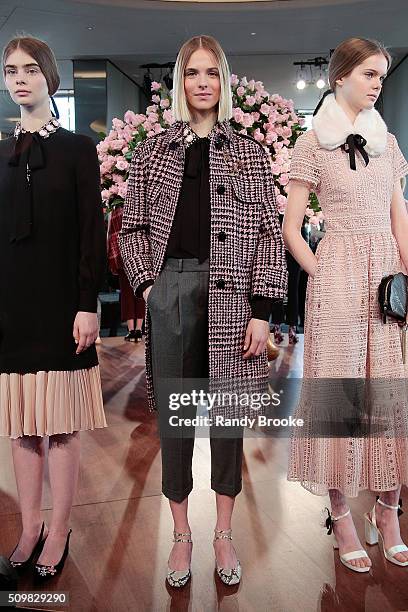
[378,272,407,324]
[378,272,408,363]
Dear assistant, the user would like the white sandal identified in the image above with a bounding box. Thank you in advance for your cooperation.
[323,507,371,573]
[364,497,408,567]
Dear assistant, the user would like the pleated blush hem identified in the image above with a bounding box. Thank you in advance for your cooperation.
[0,366,107,439]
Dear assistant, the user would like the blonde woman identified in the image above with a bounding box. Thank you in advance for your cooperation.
[120,35,287,586]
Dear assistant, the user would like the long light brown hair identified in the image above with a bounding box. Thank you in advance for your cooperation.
[329,37,391,91]
[2,36,60,96]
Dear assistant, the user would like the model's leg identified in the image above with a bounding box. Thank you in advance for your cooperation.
[37,432,80,565]
[370,486,408,563]
[329,488,371,569]
[211,432,243,571]
[9,436,47,562]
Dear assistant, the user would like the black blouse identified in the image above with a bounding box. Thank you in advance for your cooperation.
[0,123,106,374]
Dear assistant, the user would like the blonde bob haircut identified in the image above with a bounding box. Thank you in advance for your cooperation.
[172,35,233,123]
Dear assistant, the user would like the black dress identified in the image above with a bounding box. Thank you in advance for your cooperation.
[0,119,107,438]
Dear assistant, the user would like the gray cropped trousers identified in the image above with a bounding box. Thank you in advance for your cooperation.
[148,257,243,503]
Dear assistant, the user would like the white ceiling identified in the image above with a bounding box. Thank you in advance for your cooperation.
[0,0,407,61]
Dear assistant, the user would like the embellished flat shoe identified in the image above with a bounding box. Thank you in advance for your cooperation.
[166,531,192,588]
[364,497,408,566]
[9,523,47,572]
[34,529,72,582]
[214,528,242,585]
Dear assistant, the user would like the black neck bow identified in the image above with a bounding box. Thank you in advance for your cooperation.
[341,134,369,171]
[8,132,46,243]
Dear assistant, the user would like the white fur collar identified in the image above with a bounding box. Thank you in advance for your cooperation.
[312,93,387,157]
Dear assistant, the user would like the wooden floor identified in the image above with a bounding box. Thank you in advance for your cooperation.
[0,336,407,612]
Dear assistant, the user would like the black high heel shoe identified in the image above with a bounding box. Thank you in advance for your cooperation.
[34,529,72,582]
[8,522,47,573]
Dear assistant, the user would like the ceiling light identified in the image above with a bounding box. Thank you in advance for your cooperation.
[316,78,325,89]
[296,79,306,90]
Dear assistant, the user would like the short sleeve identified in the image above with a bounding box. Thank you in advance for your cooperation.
[390,133,408,183]
[289,131,321,191]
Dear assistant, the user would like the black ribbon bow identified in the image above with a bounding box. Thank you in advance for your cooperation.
[8,132,46,243]
[341,134,369,171]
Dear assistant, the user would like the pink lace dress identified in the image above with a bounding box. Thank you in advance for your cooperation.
[287,129,408,496]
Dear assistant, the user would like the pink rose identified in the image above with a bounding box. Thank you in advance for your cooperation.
[253,128,264,143]
[116,158,129,172]
[151,81,161,91]
[230,74,239,86]
[160,98,170,108]
[242,113,254,128]
[109,185,119,196]
[112,173,125,184]
[245,95,256,107]
[270,163,281,175]
[279,173,289,186]
[247,79,256,91]
[260,103,270,116]
[236,86,245,97]
[124,110,137,125]
[276,194,287,212]
[112,118,125,130]
[240,77,248,86]
[232,107,244,123]
[152,94,160,104]
[118,183,128,199]
[101,189,111,202]
[163,109,175,125]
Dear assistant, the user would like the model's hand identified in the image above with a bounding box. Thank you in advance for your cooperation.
[73,312,99,354]
[143,285,153,302]
[243,319,270,359]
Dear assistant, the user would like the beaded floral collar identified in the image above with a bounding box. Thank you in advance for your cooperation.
[14,117,61,140]
[182,122,219,149]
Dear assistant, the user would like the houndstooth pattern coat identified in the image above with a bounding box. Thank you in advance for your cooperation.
[119,119,287,411]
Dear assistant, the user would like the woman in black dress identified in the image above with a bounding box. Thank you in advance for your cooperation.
[0,37,107,580]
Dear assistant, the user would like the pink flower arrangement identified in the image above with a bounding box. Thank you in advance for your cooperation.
[98,77,321,221]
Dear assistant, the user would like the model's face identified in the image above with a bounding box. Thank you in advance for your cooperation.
[336,53,388,111]
[4,48,49,108]
[184,48,221,114]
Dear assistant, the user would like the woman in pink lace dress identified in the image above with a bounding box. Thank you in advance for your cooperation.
[284,38,408,573]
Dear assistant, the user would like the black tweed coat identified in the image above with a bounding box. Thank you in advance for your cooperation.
[119,120,287,411]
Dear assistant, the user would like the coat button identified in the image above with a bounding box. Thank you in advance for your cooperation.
[216,279,225,289]
[218,231,227,242]
[217,184,225,195]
